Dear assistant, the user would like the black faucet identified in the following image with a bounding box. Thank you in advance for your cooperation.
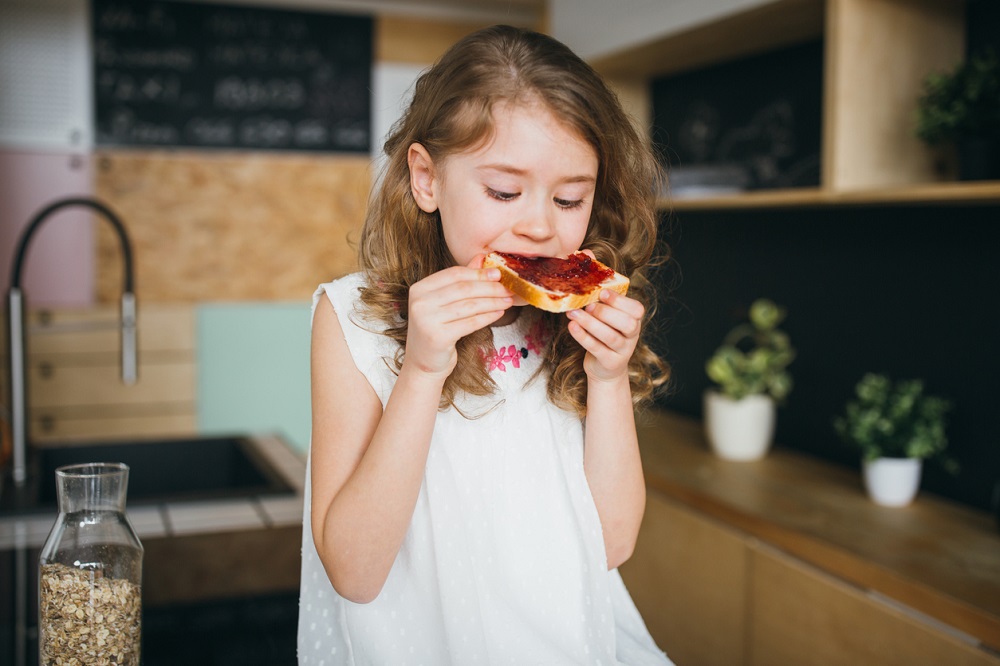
[6,197,137,486]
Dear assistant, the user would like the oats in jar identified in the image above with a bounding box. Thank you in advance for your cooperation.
[39,562,141,666]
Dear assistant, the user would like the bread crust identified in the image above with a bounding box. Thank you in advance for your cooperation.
[484,251,629,313]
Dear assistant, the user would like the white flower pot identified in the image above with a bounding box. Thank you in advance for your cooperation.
[862,457,923,507]
[703,391,776,461]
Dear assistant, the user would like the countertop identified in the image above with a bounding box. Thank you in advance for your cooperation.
[1,433,307,665]
[0,433,305,550]
[635,408,1000,652]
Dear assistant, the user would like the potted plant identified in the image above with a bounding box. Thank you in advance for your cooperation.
[703,298,795,461]
[915,49,1000,181]
[833,373,958,507]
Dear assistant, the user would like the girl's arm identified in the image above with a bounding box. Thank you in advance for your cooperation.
[310,264,511,604]
[567,289,648,570]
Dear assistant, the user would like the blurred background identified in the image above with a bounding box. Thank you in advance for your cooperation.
[1,1,998,665]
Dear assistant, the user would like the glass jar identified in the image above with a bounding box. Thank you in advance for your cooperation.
[38,462,143,666]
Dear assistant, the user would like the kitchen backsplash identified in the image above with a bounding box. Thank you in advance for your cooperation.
[652,202,1000,511]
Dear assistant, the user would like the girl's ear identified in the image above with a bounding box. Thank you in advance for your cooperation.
[407,143,438,213]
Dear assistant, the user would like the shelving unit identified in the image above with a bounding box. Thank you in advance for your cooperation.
[664,180,1000,210]
[590,0,998,210]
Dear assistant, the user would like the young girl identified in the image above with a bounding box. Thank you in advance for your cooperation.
[299,24,673,665]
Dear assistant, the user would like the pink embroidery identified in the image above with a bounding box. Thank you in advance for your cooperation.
[480,319,552,372]
[488,345,520,372]
[525,319,551,355]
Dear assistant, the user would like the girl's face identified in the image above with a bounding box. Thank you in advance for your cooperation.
[408,101,598,270]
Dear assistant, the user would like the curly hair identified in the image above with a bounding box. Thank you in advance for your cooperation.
[357,24,670,416]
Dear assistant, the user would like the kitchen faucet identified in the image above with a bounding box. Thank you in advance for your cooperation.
[6,197,137,486]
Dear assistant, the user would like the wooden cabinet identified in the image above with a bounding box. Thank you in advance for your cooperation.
[622,493,1000,666]
[23,304,196,441]
[589,0,1000,209]
[625,493,747,666]
[619,409,1000,666]
[749,545,1000,666]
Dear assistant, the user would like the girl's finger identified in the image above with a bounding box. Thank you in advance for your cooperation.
[594,289,644,319]
[413,264,501,295]
[440,295,514,325]
[568,319,621,370]
[568,309,628,353]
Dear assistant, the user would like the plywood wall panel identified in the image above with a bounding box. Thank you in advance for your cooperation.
[823,0,964,190]
[94,150,370,303]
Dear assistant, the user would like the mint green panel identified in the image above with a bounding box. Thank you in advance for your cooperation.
[197,302,312,453]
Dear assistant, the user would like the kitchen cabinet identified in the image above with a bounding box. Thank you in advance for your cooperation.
[589,0,1000,209]
[21,304,196,441]
[749,544,998,666]
[624,494,746,666]
[619,409,1000,666]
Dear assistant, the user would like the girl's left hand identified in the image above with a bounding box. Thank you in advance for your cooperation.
[566,288,644,383]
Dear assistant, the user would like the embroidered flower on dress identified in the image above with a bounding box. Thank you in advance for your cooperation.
[481,318,552,372]
[486,345,521,372]
[525,318,550,355]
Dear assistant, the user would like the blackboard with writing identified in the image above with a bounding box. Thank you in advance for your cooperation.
[92,0,372,152]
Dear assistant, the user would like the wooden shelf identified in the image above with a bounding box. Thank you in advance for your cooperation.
[635,409,1000,652]
[662,181,1000,211]
[594,0,982,210]
[589,0,824,80]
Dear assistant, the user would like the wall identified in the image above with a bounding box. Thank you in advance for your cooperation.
[652,203,1000,512]
[1,2,541,450]
[548,0,771,62]
[0,0,93,307]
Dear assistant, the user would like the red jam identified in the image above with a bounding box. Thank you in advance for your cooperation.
[496,251,614,297]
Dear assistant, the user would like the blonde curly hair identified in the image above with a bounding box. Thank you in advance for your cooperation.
[357,24,669,416]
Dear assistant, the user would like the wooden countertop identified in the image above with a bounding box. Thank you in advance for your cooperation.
[635,408,1000,652]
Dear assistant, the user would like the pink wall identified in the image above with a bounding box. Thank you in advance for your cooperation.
[0,149,94,307]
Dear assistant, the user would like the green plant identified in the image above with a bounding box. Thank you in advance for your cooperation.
[915,49,1000,144]
[705,298,795,401]
[833,373,958,472]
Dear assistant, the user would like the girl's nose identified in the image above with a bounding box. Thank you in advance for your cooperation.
[512,202,556,242]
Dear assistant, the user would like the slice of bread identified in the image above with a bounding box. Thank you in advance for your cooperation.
[484,251,629,313]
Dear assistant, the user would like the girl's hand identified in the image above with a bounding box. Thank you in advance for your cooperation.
[404,255,513,379]
[566,289,644,383]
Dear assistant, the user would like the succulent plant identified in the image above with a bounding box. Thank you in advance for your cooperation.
[915,49,1000,145]
[833,373,958,472]
[705,299,795,402]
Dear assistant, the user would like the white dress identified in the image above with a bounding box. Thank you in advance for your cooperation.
[298,273,673,666]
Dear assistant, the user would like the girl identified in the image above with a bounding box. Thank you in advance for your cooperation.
[299,24,673,665]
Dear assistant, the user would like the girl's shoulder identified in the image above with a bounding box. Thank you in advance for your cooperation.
[312,272,384,327]
[313,273,399,405]
[313,271,399,340]
[313,272,365,310]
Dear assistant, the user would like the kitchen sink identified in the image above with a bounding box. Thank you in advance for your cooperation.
[0,435,297,515]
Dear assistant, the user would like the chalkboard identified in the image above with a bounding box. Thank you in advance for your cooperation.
[92,0,372,152]
[651,41,823,195]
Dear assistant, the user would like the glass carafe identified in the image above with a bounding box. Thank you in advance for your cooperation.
[38,462,143,666]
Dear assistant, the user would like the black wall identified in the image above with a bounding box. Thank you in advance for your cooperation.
[650,204,1000,511]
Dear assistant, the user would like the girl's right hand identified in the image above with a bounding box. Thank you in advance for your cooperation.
[403,255,512,379]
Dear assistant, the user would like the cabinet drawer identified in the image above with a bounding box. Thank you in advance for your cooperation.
[31,408,196,442]
[28,358,195,408]
[749,544,1000,666]
[27,304,194,354]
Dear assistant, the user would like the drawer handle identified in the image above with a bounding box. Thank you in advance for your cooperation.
[38,361,55,379]
[40,414,56,433]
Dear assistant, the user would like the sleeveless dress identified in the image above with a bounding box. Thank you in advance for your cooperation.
[298,273,673,665]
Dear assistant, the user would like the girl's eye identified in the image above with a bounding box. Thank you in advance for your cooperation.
[486,187,519,202]
[555,198,585,210]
